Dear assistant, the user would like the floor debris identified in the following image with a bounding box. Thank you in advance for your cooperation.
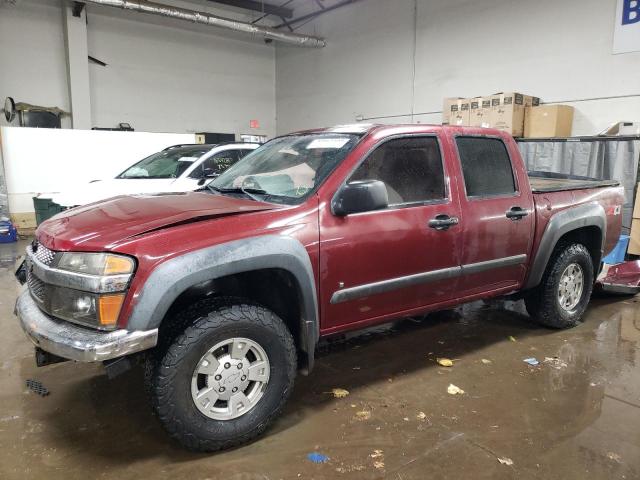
[373,461,385,469]
[416,411,427,420]
[523,357,540,366]
[447,384,465,395]
[25,379,49,397]
[336,465,365,473]
[607,452,622,463]
[498,457,514,466]
[307,452,329,464]
[481,358,492,364]
[508,336,517,342]
[355,410,371,420]
[437,358,454,367]
[543,356,568,369]
[331,388,350,398]
[370,449,384,459]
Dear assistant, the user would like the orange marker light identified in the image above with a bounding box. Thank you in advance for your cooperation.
[104,255,134,275]
[98,294,125,326]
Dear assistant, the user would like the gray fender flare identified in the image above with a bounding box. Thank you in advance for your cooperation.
[127,235,319,370]
[524,202,606,290]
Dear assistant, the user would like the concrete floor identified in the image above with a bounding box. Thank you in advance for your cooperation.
[1,239,639,480]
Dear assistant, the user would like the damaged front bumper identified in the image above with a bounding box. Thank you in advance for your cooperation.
[15,289,158,362]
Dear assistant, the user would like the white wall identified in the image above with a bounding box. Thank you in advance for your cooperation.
[276,0,640,135]
[0,127,194,227]
[0,0,276,137]
[86,6,276,136]
[0,0,71,128]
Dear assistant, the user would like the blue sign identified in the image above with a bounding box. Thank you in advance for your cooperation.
[622,0,640,25]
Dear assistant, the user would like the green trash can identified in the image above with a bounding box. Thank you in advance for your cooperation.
[32,197,66,225]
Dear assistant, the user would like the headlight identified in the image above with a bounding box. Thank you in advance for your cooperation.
[57,252,135,276]
[35,252,135,330]
[48,286,125,330]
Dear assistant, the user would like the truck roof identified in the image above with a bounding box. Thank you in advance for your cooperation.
[287,123,509,138]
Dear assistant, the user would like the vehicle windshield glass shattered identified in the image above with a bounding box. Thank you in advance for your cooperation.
[208,133,361,204]
[118,146,210,179]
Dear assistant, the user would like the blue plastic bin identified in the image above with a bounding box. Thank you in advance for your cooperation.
[0,220,17,244]
[602,234,629,265]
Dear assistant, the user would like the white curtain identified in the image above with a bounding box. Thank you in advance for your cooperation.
[518,139,640,233]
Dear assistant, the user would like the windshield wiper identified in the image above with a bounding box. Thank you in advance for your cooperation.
[208,185,267,202]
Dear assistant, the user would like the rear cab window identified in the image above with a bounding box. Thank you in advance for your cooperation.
[455,137,516,198]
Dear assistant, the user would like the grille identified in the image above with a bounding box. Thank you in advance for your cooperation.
[27,271,46,303]
[32,240,56,266]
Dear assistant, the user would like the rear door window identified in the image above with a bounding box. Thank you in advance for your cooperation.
[456,137,516,197]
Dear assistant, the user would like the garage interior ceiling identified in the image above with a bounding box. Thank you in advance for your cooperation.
[76,0,361,47]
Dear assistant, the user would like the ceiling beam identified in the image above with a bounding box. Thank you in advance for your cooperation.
[274,0,360,29]
[207,0,293,18]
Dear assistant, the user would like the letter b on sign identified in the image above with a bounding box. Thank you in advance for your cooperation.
[623,0,640,24]
[614,0,640,53]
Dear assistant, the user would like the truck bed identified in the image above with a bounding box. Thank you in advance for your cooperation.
[528,171,620,193]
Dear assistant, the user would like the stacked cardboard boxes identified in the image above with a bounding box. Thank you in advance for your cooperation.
[444,92,558,137]
[489,92,540,137]
[443,98,470,126]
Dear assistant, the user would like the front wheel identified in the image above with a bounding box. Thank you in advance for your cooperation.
[148,302,297,452]
[525,243,594,328]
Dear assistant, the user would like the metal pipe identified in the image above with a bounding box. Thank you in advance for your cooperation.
[82,0,326,47]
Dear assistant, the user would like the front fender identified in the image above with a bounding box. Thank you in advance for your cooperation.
[126,235,319,368]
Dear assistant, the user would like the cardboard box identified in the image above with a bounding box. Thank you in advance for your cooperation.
[524,105,574,138]
[469,97,490,128]
[489,92,540,136]
[632,182,640,219]
[628,218,640,255]
[448,98,470,126]
[442,97,464,125]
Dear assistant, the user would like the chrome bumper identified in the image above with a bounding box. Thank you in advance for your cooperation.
[15,289,158,362]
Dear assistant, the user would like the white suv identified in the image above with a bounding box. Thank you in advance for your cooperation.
[49,142,260,207]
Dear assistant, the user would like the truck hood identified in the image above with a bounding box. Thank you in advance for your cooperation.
[37,191,280,251]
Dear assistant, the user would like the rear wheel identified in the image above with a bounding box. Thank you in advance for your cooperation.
[147,301,296,452]
[525,243,594,328]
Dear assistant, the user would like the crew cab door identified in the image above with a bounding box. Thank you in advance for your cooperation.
[450,136,535,296]
[319,135,462,331]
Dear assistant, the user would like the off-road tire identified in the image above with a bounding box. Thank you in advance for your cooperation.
[524,243,594,329]
[146,299,297,452]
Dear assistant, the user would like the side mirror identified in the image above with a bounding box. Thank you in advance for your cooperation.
[332,180,389,216]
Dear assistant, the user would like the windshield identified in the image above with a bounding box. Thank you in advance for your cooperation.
[209,133,361,204]
[118,146,210,179]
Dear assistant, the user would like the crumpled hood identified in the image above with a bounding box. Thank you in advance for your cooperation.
[37,191,279,251]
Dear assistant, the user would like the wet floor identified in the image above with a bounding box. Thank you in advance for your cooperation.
[1,239,639,479]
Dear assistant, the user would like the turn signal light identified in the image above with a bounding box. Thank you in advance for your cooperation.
[98,294,125,327]
[104,255,135,275]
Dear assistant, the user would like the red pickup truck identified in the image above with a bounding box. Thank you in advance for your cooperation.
[15,124,623,451]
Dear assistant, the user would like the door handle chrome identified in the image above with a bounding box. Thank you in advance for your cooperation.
[428,214,459,231]
[506,206,529,220]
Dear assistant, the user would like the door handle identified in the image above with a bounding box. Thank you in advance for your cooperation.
[506,206,529,220]
[428,214,459,231]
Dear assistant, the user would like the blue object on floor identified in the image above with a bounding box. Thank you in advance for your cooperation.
[602,234,630,265]
[0,219,17,244]
[307,452,329,464]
